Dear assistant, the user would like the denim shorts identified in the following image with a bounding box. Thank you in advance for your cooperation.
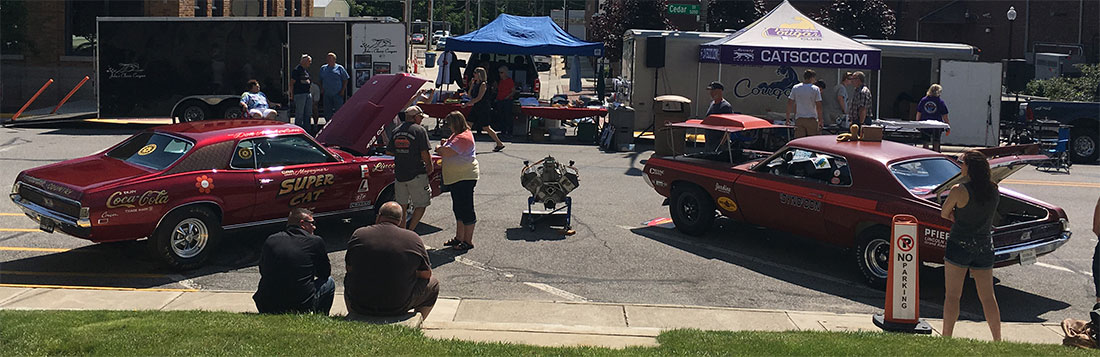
[944,239,994,270]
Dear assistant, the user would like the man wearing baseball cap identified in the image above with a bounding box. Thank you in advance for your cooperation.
[387,106,435,232]
[704,81,733,151]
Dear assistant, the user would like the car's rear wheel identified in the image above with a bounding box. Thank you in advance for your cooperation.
[148,206,221,270]
[855,226,890,289]
[669,185,715,236]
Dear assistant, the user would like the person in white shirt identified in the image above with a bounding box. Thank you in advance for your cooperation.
[786,69,824,138]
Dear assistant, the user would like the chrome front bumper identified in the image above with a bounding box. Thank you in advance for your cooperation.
[9,193,91,237]
[994,231,1071,264]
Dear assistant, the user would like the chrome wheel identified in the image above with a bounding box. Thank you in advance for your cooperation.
[171,218,208,259]
[863,238,890,279]
[1074,135,1095,159]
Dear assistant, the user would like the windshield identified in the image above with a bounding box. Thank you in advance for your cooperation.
[106,132,194,170]
[890,158,960,195]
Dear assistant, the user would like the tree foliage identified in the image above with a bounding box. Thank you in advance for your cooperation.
[588,0,676,63]
[347,0,586,36]
[707,0,765,32]
[1025,64,1100,102]
[813,0,895,39]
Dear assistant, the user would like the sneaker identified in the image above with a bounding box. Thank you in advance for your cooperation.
[455,241,474,250]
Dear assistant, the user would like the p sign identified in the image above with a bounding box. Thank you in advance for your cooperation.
[874,214,930,333]
[887,215,919,322]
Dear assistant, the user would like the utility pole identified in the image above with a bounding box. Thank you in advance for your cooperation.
[465,0,470,33]
[429,0,434,46]
[478,0,482,28]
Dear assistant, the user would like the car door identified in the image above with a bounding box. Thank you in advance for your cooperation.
[236,134,358,223]
[733,147,827,237]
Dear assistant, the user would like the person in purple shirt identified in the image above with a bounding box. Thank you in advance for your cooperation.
[916,84,950,152]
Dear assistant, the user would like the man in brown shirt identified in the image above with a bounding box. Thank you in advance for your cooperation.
[344,201,438,318]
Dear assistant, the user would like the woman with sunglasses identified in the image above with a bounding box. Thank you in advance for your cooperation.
[462,67,506,152]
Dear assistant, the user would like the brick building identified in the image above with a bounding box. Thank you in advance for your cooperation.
[1,0,314,112]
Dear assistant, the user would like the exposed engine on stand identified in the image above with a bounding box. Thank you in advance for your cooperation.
[521,156,579,209]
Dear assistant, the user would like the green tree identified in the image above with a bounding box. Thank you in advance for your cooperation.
[588,0,676,63]
[813,0,895,39]
[706,0,765,32]
[0,0,29,54]
[1025,64,1100,102]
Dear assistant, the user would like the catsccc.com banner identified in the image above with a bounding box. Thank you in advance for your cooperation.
[700,45,881,70]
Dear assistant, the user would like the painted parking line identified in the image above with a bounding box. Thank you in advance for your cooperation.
[0,270,168,279]
[0,283,196,293]
[0,246,72,253]
[0,213,25,216]
[1001,179,1100,189]
[0,228,40,232]
[523,282,588,302]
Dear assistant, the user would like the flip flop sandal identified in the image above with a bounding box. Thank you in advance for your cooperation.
[455,241,474,250]
[443,238,461,247]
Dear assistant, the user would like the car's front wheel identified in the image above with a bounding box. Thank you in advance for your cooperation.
[669,185,715,236]
[148,206,221,270]
[855,227,890,289]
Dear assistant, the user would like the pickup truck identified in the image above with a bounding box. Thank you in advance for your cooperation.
[1019,100,1100,163]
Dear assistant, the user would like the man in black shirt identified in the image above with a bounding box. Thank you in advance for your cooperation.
[253,208,334,314]
[345,202,438,319]
[704,81,734,152]
[290,54,315,134]
[387,106,434,231]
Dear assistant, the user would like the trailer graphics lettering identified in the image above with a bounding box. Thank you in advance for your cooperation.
[779,192,821,212]
[763,17,822,40]
[733,66,799,99]
[106,63,147,79]
[360,39,398,55]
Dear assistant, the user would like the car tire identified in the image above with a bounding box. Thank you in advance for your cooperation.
[177,100,209,122]
[855,226,890,289]
[148,206,221,270]
[669,185,715,236]
[1070,124,1099,163]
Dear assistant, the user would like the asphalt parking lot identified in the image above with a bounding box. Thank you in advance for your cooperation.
[1,122,1099,324]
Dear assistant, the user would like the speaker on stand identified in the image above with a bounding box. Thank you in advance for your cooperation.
[637,36,666,140]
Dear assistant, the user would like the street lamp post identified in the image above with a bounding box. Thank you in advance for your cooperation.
[1007,6,1017,59]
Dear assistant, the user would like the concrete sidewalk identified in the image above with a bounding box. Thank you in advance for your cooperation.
[0,286,1066,348]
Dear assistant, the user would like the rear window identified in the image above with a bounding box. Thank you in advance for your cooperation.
[106,132,194,170]
[890,158,960,195]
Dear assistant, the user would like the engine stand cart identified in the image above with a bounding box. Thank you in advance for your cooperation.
[525,196,572,232]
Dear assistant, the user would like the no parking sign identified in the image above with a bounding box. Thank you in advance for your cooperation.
[873,214,932,333]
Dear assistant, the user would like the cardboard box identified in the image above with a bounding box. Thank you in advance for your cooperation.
[860,125,884,141]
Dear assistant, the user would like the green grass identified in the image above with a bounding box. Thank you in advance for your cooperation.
[0,310,1091,356]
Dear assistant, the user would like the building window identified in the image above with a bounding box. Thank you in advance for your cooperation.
[233,0,262,16]
[212,0,224,16]
[2,0,29,55]
[285,0,293,16]
[267,0,275,16]
[195,0,208,17]
[294,0,302,16]
[65,0,143,56]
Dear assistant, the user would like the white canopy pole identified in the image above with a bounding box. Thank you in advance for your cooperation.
[695,60,702,117]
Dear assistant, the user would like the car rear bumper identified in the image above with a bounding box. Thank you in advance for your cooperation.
[993,231,1071,265]
[9,193,91,238]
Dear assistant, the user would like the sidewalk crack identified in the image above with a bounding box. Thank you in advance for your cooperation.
[622,305,630,327]
[158,291,185,310]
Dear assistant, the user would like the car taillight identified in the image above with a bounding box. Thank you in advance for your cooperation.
[1026,106,1034,121]
[534,78,540,95]
[11,181,19,195]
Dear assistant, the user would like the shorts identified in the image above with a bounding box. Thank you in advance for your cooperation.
[944,239,994,270]
[793,117,821,138]
[394,174,431,208]
[249,108,277,118]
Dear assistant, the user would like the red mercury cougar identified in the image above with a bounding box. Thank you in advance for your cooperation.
[10,74,440,269]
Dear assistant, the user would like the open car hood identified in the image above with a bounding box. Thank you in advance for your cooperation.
[930,153,1049,199]
[315,74,427,155]
[666,113,792,133]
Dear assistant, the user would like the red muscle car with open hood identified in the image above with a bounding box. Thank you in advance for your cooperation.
[10,74,440,269]
[643,114,1071,287]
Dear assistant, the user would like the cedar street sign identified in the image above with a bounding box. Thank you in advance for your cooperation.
[668,4,700,15]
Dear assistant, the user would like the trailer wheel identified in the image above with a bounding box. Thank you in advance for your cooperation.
[220,104,245,120]
[1070,124,1098,163]
[177,100,209,122]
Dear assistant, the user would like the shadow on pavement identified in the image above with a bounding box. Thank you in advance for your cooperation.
[630,218,1070,323]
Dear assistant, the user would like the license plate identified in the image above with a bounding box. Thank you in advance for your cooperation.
[1019,249,1037,266]
[38,218,55,233]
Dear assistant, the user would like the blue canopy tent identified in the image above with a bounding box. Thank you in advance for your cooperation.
[445,14,604,57]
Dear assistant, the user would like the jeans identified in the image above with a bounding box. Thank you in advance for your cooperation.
[313,276,336,315]
[294,93,314,134]
[323,93,344,120]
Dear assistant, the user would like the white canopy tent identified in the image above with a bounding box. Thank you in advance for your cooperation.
[697,0,883,119]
